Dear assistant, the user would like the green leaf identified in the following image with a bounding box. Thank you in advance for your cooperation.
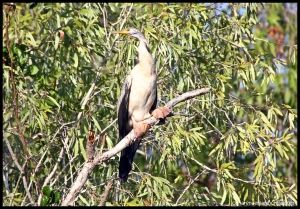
[73,53,78,68]
[249,64,255,82]
[288,113,295,129]
[56,14,61,28]
[221,188,227,204]
[54,191,61,204]
[70,75,77,87]
[273,107,283,116]
[47,95,60,108]
[253,154,263,181]
[269,43,276,57]
[30,65,39,75]
[79,138,87,160]
[209,143,222,156]
[220,162,235,170]
[41,196,49,206]
[42,186,52,197]
[54,34,59,50]
[152,176,170,185]
[79,8,94,18]
[224,169,234,178]
[79,195,89,205]
[236,126,245,133]
[232,190,241,205]
[292,47,296,65]
[287,193,297,205]
[240,71,248,82]
[152,181,161,199]
[274,144,284,158]
[243,188,249,202]
[126,198,143,206]
[26,32,37,46]
[259,112,274,131]
[92,116,101,132]
[74,140,79,156]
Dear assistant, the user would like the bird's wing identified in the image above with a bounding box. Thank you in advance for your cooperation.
[117,74,132,139]
[118,74,136,182]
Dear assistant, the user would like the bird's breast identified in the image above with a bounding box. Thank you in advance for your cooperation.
[128,70,156,122]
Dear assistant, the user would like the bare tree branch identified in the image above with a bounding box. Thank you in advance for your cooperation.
[61,87,210,206]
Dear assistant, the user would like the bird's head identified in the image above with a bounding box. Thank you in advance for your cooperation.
[116,28,148,44]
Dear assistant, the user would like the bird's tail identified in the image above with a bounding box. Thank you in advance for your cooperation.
[119,140,140,183]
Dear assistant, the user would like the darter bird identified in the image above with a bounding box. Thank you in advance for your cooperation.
[116,28,157,183]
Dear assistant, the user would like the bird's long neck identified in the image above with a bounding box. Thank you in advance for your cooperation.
[137,38,155,75]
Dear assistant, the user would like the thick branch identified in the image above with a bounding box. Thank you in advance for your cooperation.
[61,87,210,206]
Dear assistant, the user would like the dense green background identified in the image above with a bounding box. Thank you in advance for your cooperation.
[3,3,297,206]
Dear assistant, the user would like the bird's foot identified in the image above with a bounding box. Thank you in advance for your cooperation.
[133,122,150,138]
[151,106,172,119]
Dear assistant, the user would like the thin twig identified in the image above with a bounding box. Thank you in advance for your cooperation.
[4,137,23,172]
[37,147,66,205]
[183,153,217,173]
[212,103,234,126]
[184,153,256,184]
[175,171,204,205]
[98,179,114,206]
[4,137,34,205]
[3,169,10,196]
[37,131,70,205]
[50,156,78,187]
[100,118,117,135]
[77,71,101,121]
[9,174,22,206]
[193,108,223,136]
[26,121,76,203]
[219,36,253,61]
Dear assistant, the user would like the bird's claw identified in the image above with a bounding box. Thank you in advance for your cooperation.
[133,122,150,138]
[151,106,172,119]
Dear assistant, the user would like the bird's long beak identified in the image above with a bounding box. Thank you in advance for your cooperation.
[115,29,130,35]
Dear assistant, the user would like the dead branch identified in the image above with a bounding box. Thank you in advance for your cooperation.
[61,87,210,206]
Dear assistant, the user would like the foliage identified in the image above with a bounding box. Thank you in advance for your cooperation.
[3,3,297,206]
[41,186,61,206]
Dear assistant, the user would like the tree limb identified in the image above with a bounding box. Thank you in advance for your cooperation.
[61,87,210,206]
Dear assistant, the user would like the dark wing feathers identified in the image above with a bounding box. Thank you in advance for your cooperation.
[117,75,132,140]
[117,75,136,182]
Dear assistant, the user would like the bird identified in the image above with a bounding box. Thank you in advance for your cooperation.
[116,28,158,183]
